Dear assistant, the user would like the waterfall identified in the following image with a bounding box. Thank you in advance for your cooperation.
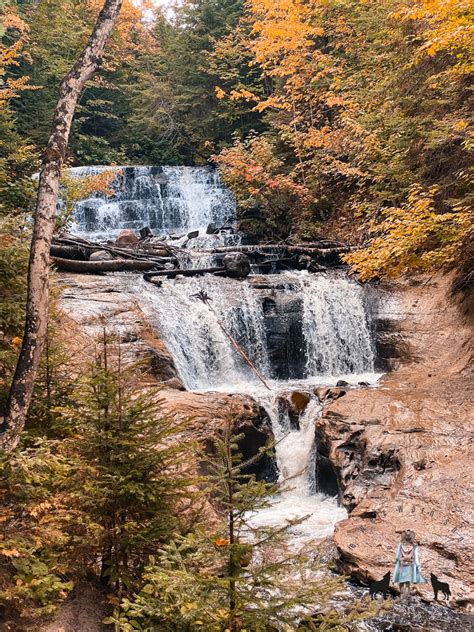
[247,396,348,544]
[130,270,378,541]
[135,271,375,390]
[68,165,236,241]
[135,275,272,390]
[298,273,375,376]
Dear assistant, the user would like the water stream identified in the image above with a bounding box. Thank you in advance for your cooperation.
[70,165,381,544]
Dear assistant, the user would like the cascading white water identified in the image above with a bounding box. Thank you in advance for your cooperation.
[129,271,379,542]
[298,273,375,376]
[68,165,236,242]
[134,275,272,390]
[248,396,348,545]
[135,271,375,390]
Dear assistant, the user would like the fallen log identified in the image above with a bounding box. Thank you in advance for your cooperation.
[144,266,224,280]
[286,245,356,256]
[51,257,159,273]
[193,244,355,256]
[50,244,88,260]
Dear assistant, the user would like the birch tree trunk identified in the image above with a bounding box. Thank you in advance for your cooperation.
[0,0,123,451]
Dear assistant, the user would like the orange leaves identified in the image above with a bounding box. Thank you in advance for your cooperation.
[0,548,21,558]
[343,186,472,280]
[390,0,473,70]
[0,5,35,103]
[86,0,158,71]
[62,168,117,202]
[215,135,311,235]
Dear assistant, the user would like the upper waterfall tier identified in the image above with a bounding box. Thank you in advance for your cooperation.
[68,165,236,241]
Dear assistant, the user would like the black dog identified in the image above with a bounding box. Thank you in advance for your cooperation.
[431,573,451,601]
[369,571,391,600]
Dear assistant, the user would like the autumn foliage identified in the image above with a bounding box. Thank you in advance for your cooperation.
[213,0,472,277]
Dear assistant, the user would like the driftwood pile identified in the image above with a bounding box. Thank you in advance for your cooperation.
[50,233,354,280]
[50,234,178,273]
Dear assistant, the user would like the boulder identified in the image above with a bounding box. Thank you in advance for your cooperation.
[223,252,251,279]
[336,379,350,387]
[314,387,346,402]
[89,250,113,261]
[314,387,331,402]
[139,226,152,240]
[187,230,199,240]
[115,229,139,247]
[278,390,311,428]
[289,390,311,413]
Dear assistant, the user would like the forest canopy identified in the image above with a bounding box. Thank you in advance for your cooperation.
[1,0,472,281]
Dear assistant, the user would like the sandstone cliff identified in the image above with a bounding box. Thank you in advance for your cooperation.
[317,274,473,604]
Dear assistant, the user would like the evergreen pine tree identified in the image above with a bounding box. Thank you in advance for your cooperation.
[61,332,197,597]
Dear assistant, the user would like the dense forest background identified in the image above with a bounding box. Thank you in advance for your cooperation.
[2,0,472,268]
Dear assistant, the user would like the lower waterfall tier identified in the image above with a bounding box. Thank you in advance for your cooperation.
[133,271,376,390]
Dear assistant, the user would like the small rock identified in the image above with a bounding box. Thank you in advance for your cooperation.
[223,253,251,278]
[153,173,168,185]
[187,230,199,239]
[89,250,113,261]
[336,379,350,387]
[160,378,186,391]
[115,229,139,247]
[206,222,219,235]
[413,459,427,471]
[290,391,311,413]
[358,381,370,387]
[327,387,347,400]
[314,387,331,402]
[278,391,311,429]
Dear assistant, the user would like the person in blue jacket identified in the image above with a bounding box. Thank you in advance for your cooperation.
[393,530,426,601]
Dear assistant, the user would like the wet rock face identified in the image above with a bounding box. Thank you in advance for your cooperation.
[162,391,277,483]
[260,293,306,379]
[313,442,339,498]
[57,274,180,381]
[371,289,414,371]
[318,275,474,605]
[234,408,278,483]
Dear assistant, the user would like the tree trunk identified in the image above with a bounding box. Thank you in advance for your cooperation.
[51,257,159,273]
[0,0,123,451]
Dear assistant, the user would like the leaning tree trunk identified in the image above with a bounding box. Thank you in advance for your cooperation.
[0,0,123,451]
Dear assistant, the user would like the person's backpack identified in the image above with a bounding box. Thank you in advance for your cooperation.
[400,545,414,566]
